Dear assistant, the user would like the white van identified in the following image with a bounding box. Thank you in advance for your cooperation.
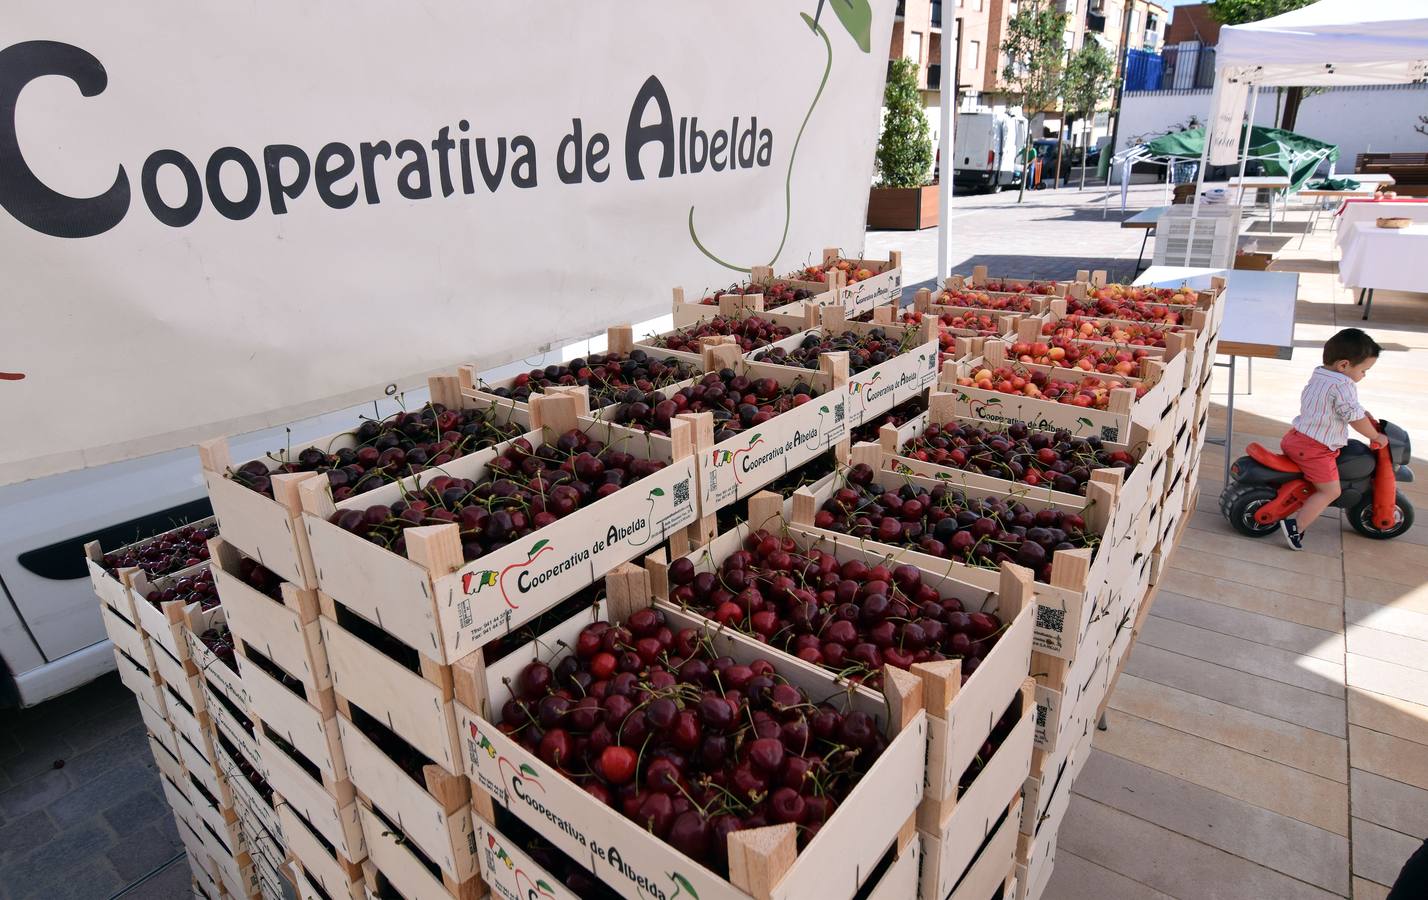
[952,109,1028,193]
[0,317,681,708]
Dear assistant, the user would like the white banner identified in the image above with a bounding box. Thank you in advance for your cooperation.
[0,1,894,484]
[1207,70,1250,166]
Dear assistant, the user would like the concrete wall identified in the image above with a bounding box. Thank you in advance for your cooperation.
[1115,83,1428,174]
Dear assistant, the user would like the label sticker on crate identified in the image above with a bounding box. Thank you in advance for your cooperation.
[438,460,699,657]
[699,385,850,510]
[840,268,902,319]
[845,339,938,428]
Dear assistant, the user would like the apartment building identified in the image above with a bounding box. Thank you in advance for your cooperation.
[887,0,1167,148]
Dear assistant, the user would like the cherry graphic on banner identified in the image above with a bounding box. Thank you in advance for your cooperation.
[688,0,873,272]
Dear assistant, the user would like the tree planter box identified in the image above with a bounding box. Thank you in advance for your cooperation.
[300,394,700,663]
[867,184,940,230]
[453,565,927,900]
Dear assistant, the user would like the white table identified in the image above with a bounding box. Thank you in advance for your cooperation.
[1137,266,1299,480]
[1339,222,1428,319]
[1335,201,1428,254]
[1227,176,1293,233]
[1121,206,1167,273]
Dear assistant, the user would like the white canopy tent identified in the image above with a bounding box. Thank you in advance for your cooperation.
[1178,0,1428,264]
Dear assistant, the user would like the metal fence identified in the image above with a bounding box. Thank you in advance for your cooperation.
[1158,42,1216,91]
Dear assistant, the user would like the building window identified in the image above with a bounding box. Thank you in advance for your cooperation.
[908,31,923,64]
[968,40,981,70]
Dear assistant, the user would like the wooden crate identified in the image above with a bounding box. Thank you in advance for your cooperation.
[877,391,1153,517]
[143,694,180,760]
[239,641,346,786]
[952,267,1073,299]
[214,729,283,853]
[1029,299,1209,391]
[1013,826,1057,900]
[671,267,837,328]
[160,767,196,827]
[279,802,367,900]
[646,494,1035,812]
[113,644,167,718]
[199,813,260,900]
[211,538,331,700]
[642,298,822,367]
[780,249,903,318]
[788,450,1125,663]
[83,518,218,621]
[199,385,535,593]
[178,819,220,895]
[180,729,223,803]
[930,797,1022,900]
[681,343,850,516]
[1021,693,1097,841]
[258,726,366,863]
[152,638,206,721]
[357,801,484,900]
[463,334,702,413]
[151,732,186,790]
[747,308,939,429]
[164,679,210,759]
[454,565,927,900]
[919,684,1036,900]
[334,704,477,886]
[291,858,365,900]
[186,602,250,714]
[100,600,153,674]
[301,395,701,663]
[128,565,208,665]
[203,674,265,780]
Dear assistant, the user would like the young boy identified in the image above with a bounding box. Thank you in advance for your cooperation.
[1279,328,1387,550]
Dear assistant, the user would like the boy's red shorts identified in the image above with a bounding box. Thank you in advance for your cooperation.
[1281,428,1340,483]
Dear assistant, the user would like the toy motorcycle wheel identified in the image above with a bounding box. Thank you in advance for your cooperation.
[1220,484,1281,537]
[1348,491,1415,539]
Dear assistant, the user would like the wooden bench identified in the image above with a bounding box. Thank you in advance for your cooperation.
[1356,153,1428,197]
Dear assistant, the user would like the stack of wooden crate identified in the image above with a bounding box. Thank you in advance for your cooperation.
[85,520,278,899]
[81,253,1241,900]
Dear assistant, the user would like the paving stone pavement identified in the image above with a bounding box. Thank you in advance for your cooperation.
[0,674,185,900]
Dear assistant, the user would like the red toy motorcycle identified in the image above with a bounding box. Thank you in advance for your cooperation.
[1220,415,1415,539]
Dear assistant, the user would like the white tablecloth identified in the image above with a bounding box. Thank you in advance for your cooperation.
[1335,202,1428,254]
[1340,223,1428,294]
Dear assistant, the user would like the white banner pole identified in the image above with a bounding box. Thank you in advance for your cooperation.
[936,16,959,283]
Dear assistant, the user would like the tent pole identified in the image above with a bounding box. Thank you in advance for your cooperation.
[1186,114,1213,266]
[1232,85,1259,264]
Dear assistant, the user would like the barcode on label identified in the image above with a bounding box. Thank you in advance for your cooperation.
[673,477,690,506]
[1100,425,1119,442]
[1035,605,1066,634]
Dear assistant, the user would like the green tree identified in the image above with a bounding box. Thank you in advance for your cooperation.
[1000,0,1069,201]
[1063,41,1116,189]
[1211,0,1316,130]
[875,57,933,188]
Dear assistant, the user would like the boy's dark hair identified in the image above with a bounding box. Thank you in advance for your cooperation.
[1323,328,1382,366]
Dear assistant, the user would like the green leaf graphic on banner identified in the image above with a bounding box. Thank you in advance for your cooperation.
[829,0,873,53]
